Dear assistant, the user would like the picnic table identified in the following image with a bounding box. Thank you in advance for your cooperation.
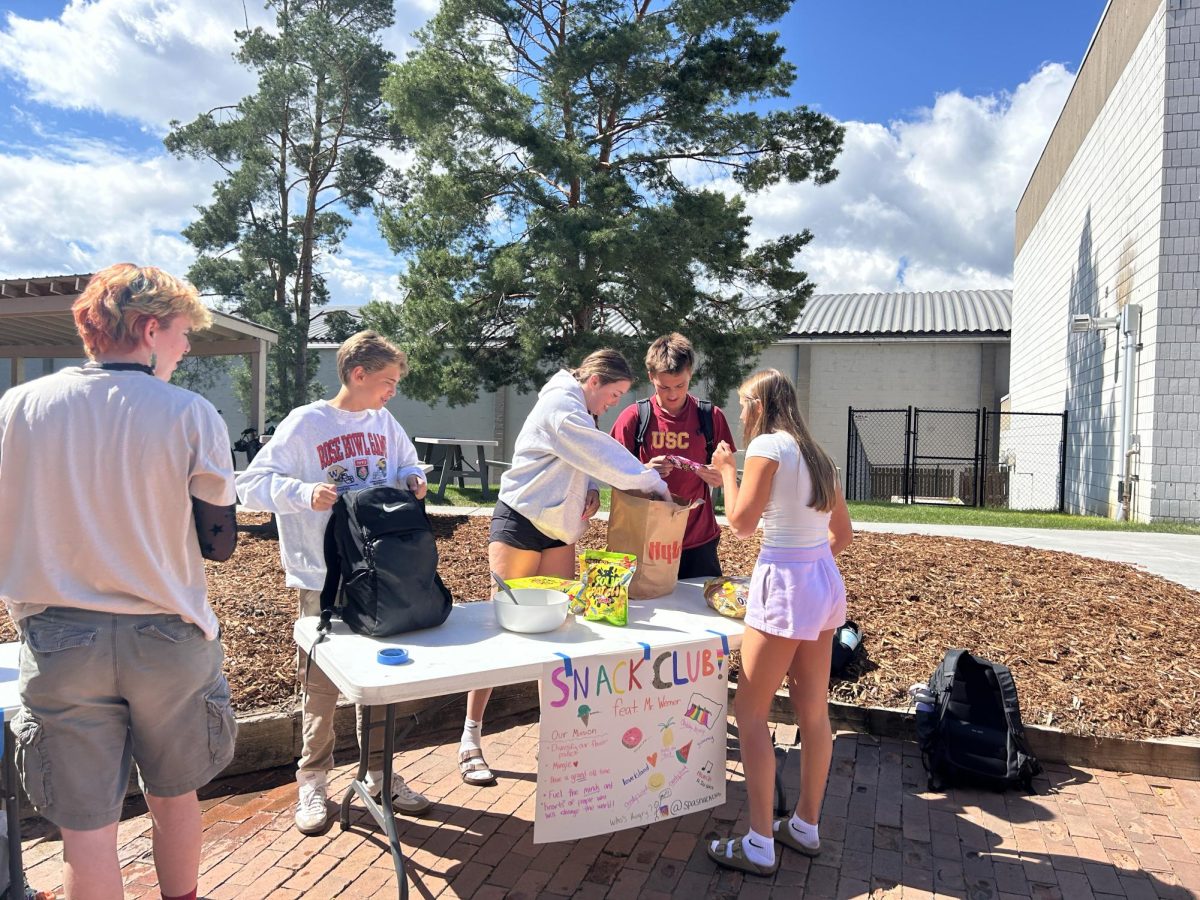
[412,436,501,502]
[294,578,746,900]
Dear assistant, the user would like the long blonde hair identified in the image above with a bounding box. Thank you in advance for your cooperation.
[740,369,839,512]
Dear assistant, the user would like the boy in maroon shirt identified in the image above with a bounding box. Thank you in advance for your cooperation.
[610,333,737,578]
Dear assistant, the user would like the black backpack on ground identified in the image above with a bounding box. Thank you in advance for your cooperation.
[319,486,452,638]
[917,648,1041,792]
[636,398,716,462]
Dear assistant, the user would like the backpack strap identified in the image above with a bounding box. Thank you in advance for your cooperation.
[989,659,1042,787]
[697,400,715,463]
[922,648,968,791]
[635,398,653,455]
[637,396,716,463]
[318,503,342,636]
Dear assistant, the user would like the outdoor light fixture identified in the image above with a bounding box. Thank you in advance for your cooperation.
[1070,314,1120,333]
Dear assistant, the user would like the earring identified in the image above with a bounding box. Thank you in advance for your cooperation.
[149,351,157,372]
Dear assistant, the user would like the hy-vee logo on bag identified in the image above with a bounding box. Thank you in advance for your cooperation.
[647,540,681,563]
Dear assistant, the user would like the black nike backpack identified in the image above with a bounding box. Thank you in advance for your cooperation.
[319,486,453,638]
[917,648,1041,792]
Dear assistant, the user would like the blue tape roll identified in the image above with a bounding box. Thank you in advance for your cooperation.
[377,648,410,666]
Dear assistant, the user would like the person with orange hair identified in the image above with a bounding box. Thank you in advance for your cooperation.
[0,263,238,900]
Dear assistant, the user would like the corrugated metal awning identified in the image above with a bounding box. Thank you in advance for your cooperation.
[791,290,1011,338]
[0,274,276,357]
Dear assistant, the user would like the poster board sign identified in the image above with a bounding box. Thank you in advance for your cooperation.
[534,637,728,843]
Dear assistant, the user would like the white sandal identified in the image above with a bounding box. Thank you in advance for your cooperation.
[459,747,497,785]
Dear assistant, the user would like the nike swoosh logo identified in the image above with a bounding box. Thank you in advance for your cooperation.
[381,503,407,512]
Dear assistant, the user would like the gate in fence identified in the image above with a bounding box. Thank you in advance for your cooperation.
[846,406,1068,511]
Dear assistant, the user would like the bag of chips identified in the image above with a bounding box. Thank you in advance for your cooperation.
[702,576,750,619]
[576,549,637,626]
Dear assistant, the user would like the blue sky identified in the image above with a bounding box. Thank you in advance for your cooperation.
[0,0,1110,300]
[783,1,1107,123]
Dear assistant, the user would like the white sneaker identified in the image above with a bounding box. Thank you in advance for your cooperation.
[365,771,432,816]
[294,770,330,834]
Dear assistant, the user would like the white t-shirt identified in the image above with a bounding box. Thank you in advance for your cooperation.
[745,431,832,549]
[0,366,236,638]
[235,400,426,590]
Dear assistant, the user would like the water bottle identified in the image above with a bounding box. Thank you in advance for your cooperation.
[834,623,860,653]
[909,682,935,714]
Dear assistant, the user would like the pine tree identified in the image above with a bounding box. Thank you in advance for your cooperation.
[369,0,842,404]
[166,0,402,417]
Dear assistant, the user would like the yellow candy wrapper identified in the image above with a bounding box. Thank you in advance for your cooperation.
[577,549,637,625]
[702,576,750,619]
[505,576,583,605]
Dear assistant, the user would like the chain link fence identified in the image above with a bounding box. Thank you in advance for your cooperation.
[847,406,1067,511]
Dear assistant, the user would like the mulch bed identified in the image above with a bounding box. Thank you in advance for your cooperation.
[4,513,1197,741]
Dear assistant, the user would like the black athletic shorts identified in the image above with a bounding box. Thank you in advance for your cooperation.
[489,500,567,552]
[678,537,722,580]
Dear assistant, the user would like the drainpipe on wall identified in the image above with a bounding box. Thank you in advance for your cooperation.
[1116,303,1142,522]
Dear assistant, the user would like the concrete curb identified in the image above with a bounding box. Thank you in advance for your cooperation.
[772,687,1200,782]
[220,679,1198,786]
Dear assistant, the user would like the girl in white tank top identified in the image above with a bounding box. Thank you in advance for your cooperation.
[706,370,854,876]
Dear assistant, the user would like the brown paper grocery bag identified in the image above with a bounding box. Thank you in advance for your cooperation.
[606,490,698,599]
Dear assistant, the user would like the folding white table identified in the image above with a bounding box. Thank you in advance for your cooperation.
[294,579,745,900]
[1,642,24,895]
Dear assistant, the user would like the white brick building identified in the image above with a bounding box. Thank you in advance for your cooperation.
[1011,0,1200,522]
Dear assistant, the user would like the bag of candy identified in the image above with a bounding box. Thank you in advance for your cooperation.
[702,576,750,619]
[576,549,637,625]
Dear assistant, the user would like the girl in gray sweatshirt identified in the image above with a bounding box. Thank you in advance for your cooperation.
[499,365,670,544]
[459,350,669,789]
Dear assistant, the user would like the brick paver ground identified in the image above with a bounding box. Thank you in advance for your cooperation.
[19,709,1200,898]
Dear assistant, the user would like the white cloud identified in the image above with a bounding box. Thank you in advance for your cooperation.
[0,135,404,311]
[0,0,266,129]
[0,0,434,130]
[735,63,1077,294]
[0,0,432,302]
[322,242,404,308]
[0,137,213,278]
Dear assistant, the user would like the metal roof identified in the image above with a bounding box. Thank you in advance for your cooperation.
[308,306,363,343]
[0,274,276,357]
[790,290,1011,338]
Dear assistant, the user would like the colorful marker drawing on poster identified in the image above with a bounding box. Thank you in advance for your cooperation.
[534,639,728,843]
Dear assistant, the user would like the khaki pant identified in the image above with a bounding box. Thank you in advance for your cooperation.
[297,589,386,774]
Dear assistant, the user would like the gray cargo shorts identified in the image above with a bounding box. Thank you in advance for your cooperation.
[11,607,237,831]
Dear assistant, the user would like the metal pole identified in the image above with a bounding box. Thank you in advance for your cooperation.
[904,407,914,504]
[1059,409,1069,513]
[846,407,854,500]
[1116,304,1141,521]
[4,722,23,896]
[974,408,984,508]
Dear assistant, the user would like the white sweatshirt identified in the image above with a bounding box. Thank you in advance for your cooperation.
[499,370,668,544]
[235,400,426,590]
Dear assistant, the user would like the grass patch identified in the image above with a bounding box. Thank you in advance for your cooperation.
[426,485,1200,535]
[846,501,1200,534]
[426,485,622,512]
